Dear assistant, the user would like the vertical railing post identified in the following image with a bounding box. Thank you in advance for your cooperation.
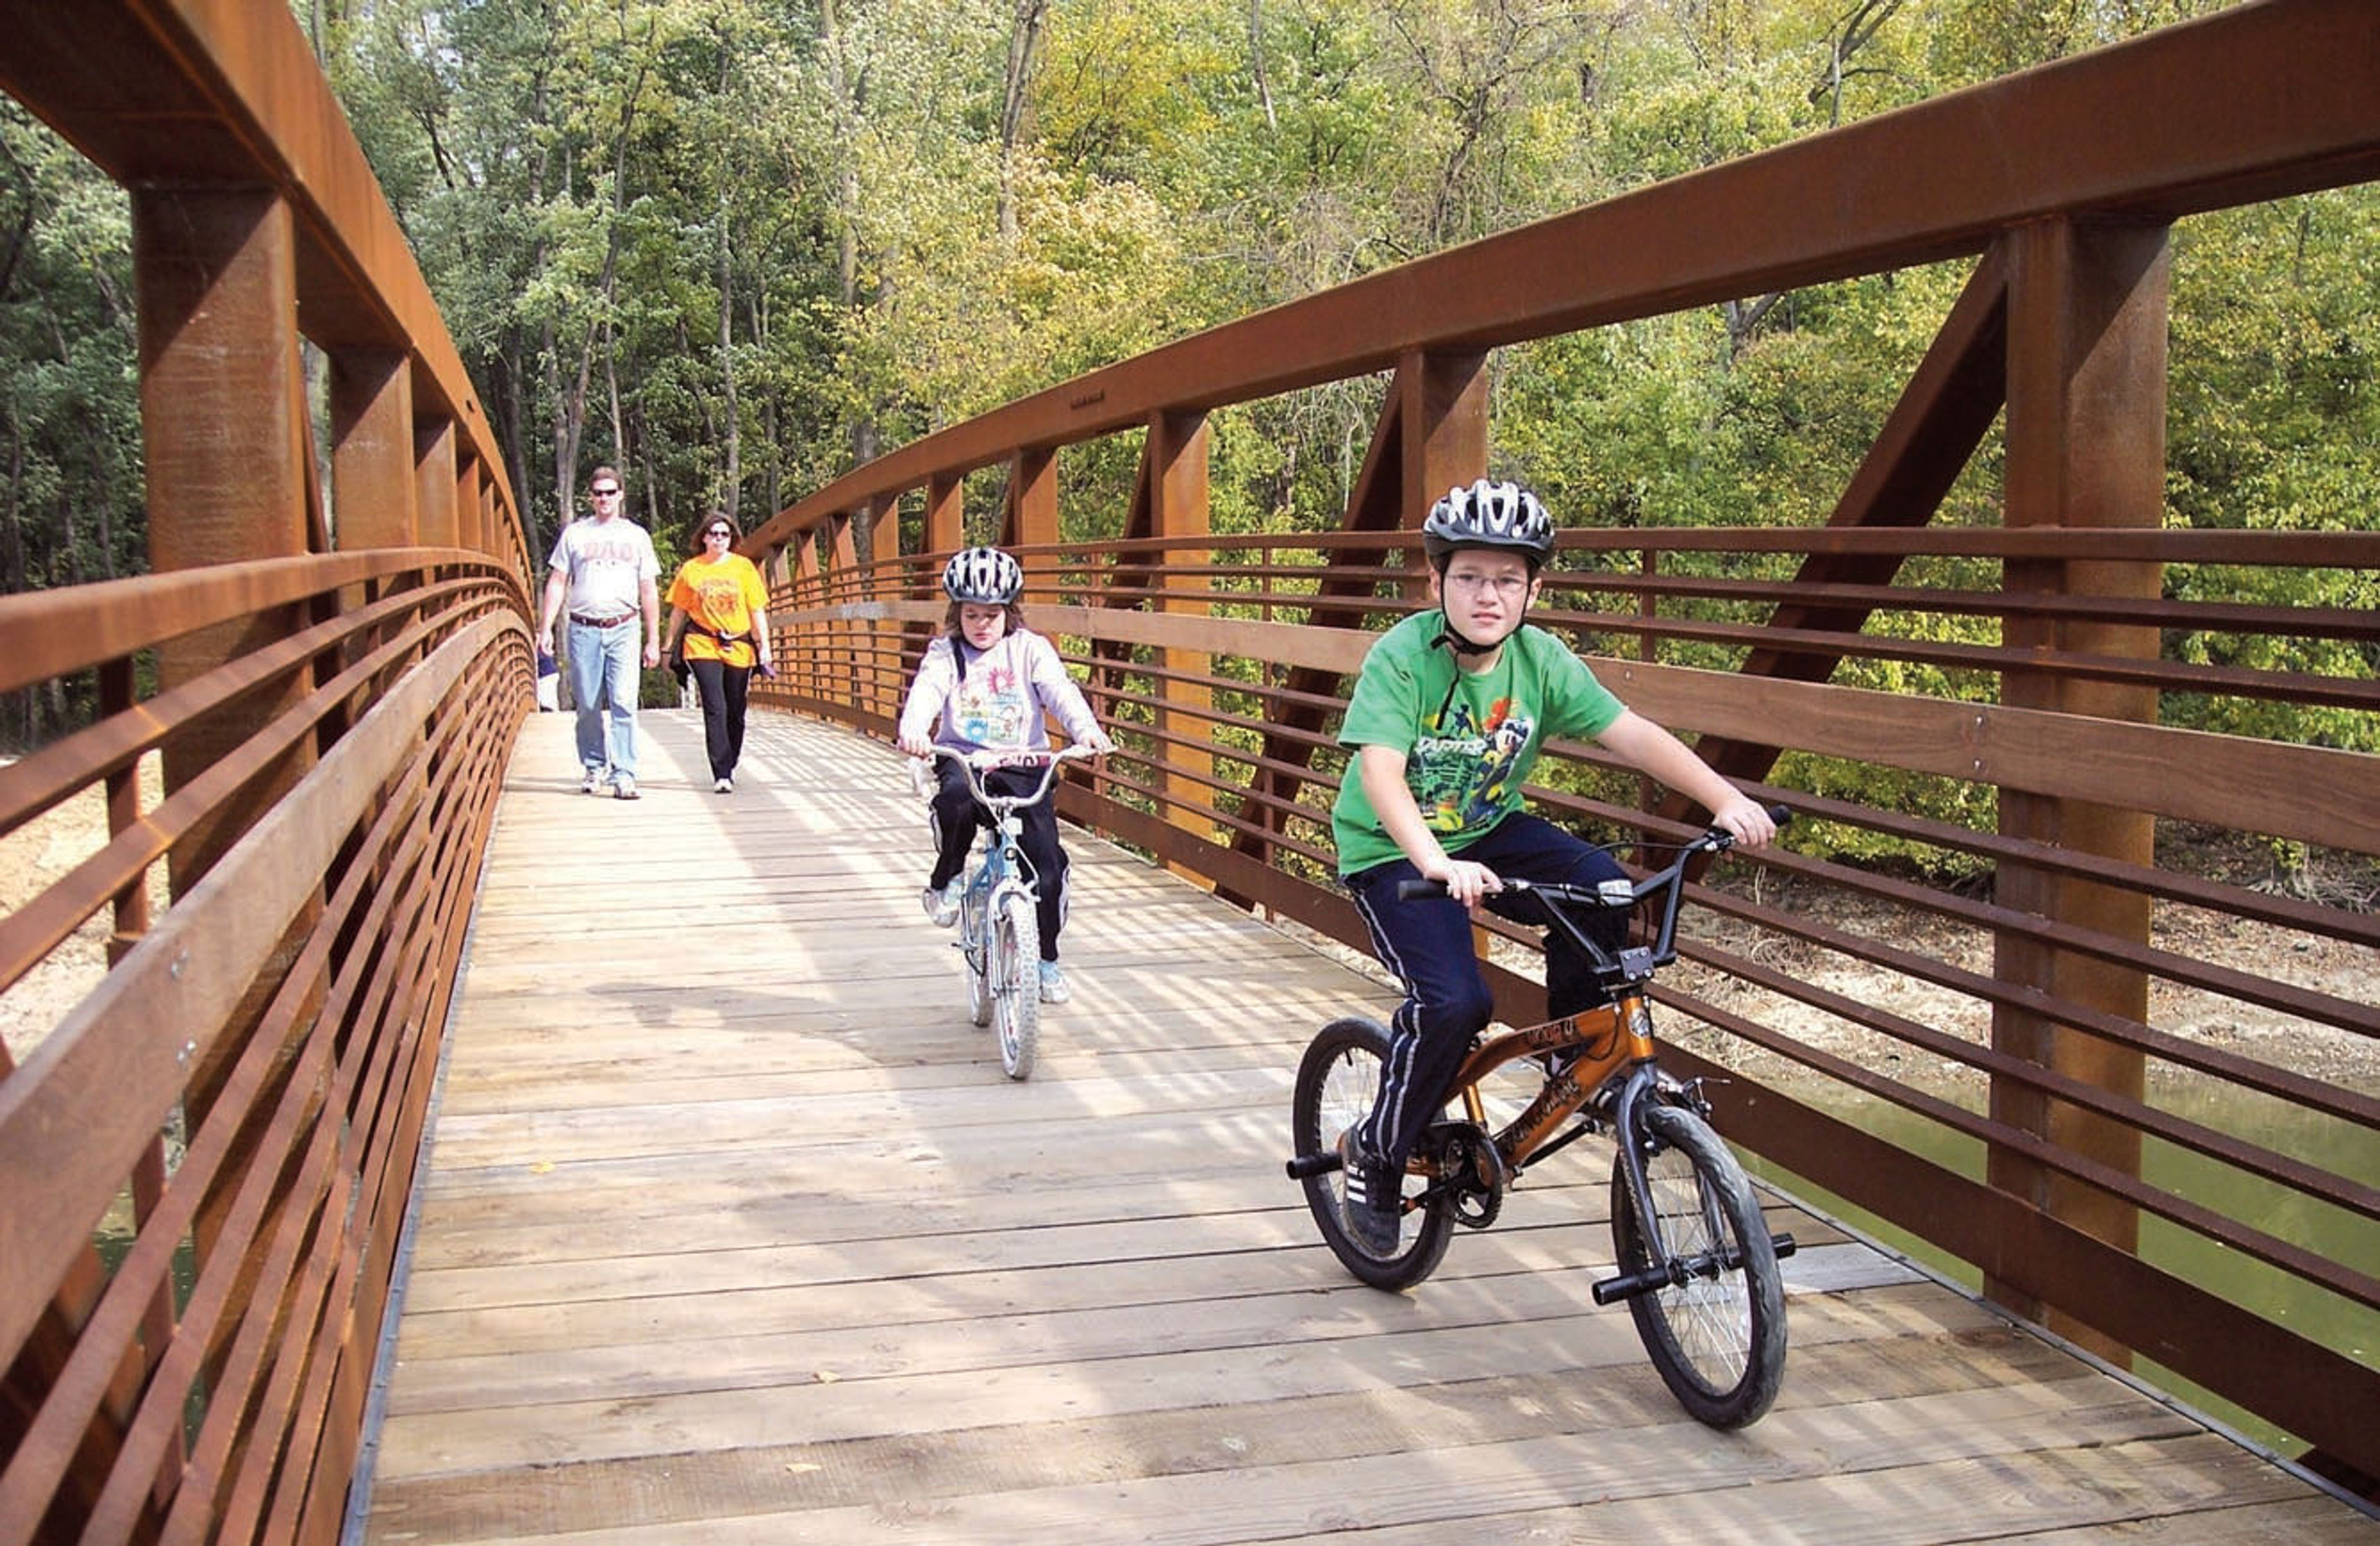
[925,472,964,555]
[911,473,966,693]
[1148,411,1213,871]
[852,496,888,724]
[134,185,315,890]
[1009,447,1059,591]
[1988,218,2171,1363]
[332,349,424,694]
[330,351,418,551]
[457,458,491,558]
[132,185,323,1460]
[794,532,826,707]
[413,418,459,550]
[1397,350,1486,613]
[827,511,861,726]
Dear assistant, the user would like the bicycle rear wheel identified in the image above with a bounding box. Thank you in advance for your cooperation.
[992,892,1041,1080]
[1609,1102,1786,1428]
[1290,1016,1453,1291]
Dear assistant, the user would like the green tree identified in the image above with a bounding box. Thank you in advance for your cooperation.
[0,103,142,746]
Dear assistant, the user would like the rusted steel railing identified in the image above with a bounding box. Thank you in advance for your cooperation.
[751,1,2380,1490]
[0,3,530,1542]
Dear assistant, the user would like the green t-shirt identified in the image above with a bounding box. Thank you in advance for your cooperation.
[1331,610,1625,876]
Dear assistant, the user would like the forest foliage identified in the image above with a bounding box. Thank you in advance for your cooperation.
[0,0,2373,757]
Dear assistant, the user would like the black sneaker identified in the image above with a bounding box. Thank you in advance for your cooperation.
[1337,1130,1401,1257]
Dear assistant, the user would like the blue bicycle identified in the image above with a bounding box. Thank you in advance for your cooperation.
[919,746,1090,1080]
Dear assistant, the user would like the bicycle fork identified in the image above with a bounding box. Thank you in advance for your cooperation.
[1590,1071,1798,1305]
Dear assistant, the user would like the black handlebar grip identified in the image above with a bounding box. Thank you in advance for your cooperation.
[1395,878,1451,902]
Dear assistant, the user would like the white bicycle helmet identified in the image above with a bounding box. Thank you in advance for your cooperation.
[941,546,1024,605]
[1421,479,1555,569]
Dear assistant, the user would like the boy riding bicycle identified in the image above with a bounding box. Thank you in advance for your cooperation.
[1331,478,1776,1255]
[896,547,1114,1004]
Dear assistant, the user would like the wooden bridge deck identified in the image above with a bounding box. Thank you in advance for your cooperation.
[351,709,2369,1545]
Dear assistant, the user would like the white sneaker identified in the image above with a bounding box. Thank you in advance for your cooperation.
[922,879,962,926]
[1037,961,1072,1004]
[580,768,602,794]
[612,774,639,801]
[714,776,733,793]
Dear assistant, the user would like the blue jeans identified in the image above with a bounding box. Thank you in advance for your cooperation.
[566,617,641,778]
[1344,812,1628,1170]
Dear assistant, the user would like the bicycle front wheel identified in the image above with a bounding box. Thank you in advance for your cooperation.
[1290,1016,1453,1291]
[1610,1102,1786,1428]
[992,892,1041,1080]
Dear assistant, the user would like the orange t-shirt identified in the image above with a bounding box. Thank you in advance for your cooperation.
[668,554,768,666]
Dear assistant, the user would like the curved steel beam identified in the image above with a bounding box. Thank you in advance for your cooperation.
[0,0,512,501]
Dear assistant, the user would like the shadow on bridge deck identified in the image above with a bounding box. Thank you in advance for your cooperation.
[351,709,2366,1544]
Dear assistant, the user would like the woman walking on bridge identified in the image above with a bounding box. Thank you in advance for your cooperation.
[662,511,774,793]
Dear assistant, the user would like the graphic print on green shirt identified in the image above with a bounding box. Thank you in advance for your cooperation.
[1330,612,1626,876]
[1409,670,1534,835]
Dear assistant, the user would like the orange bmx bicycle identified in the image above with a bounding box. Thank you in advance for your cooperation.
[1285,810,1796,1428]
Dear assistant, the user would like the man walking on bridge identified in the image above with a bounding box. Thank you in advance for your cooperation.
[537,466,662,799]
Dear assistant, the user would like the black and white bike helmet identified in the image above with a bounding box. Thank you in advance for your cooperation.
[1421,479,1555,569]
[941,546,1024,605]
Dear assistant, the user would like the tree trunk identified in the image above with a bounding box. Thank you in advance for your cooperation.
[718,189,739,522]
[997,0,1048,243]
[1248,0,1276,131]
[818,0,882,477]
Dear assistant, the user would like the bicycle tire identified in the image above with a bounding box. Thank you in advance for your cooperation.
[992,892,1041,1080]
[1290,1016,1453,1291]
[1609,1102,1786,1428]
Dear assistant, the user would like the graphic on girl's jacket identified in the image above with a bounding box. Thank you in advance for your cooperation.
[1412,692,1538,833]
[896,629,1101,755]
[948,654,1032,745]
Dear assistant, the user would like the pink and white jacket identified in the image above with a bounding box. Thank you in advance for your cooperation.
[897,629,1099,754]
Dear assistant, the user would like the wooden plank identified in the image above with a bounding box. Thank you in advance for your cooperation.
[362,1333,2089,1542]
[378,1250,1946,1419]
[354,709,2367,1544]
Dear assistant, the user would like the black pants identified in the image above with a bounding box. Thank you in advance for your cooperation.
[687,657,752,779]
[1345,812,1628,1170]
[927,760,1069,962]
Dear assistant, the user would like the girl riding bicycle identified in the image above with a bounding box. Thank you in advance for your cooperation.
[1330,478,1776,1255]
[896,547,1114,1004]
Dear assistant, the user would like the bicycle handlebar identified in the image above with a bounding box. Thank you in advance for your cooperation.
[1391,804,1793,980]
[1392,805,1791,905]
[918,743,1097,812]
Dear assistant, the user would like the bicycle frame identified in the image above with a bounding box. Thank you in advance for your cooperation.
[1289,811,1795,1421]
[928,745,1086,968]
[1403,823,1771,1286]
